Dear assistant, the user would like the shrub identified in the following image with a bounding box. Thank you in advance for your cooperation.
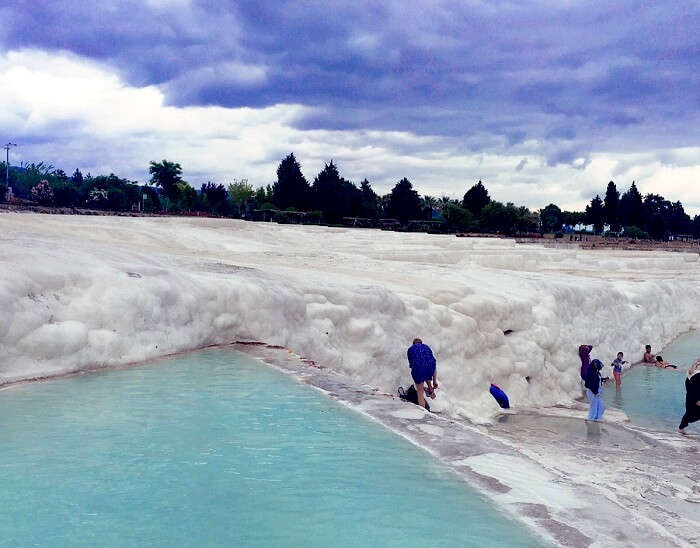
[31,179,55,205]
[623,226,649,239]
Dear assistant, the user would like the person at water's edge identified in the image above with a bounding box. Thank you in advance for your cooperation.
[679,359,700,435]
[407,338,438,409]
[584,359,605,421]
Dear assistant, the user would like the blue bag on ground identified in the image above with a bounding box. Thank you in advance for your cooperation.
[489,384,510,409]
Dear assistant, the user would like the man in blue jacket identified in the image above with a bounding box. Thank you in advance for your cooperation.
[407,338,438,409]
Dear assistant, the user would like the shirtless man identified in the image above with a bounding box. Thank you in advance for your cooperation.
[643,345,656,364]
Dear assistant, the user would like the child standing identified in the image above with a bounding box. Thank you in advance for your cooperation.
[611,352,627,387]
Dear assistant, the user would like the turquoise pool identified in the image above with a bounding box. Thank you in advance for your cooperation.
[0,349,538,547]
[604,331,699,431]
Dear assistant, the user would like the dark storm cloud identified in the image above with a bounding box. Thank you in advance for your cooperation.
[1,0,699,164]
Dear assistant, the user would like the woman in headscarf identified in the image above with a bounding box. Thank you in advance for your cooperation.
[678,359,700,435]
[585,359,605,421]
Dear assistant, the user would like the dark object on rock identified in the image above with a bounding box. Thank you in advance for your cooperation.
[397,385,430,411]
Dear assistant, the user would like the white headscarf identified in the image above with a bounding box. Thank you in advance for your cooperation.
[688,359,700,379]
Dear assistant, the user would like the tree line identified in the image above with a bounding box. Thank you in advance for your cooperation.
[2,154,698,240]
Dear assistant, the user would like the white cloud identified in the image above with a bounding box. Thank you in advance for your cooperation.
[1,48,699,214]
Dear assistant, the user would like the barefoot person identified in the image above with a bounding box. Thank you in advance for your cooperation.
[585,359,606,421]
[611,352,627,387]
[406,338,438,409]
[643,345,656,364]
[679,360,700,435]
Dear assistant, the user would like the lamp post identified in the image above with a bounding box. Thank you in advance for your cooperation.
[3,142,17,187]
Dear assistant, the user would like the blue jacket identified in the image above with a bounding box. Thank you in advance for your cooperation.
[407,343,436,372]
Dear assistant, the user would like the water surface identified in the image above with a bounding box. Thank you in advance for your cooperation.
[0,349,538,547]
[604,331,699,431]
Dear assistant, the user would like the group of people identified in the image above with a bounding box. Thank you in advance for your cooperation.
[579,343,699,433]
[643,345,677,369]
[403,338,698,435]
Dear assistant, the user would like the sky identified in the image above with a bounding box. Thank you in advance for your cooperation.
[1,1,699,212]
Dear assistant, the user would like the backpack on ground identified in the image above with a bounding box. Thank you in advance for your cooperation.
[397,385,430,411]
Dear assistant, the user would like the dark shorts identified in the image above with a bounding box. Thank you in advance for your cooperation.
[411,364,436,384]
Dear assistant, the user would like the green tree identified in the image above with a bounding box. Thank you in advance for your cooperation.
[442,203,475,231]
[254,186,269,204]
[82,174,141,211]
[642,193,671,239]
[691,216,700,239]
[438,195,459,212]
[71,168,84,184]
[561,210,585,227]
[585,195,605,234]
[272,153,309,210]
[387,178,422,224]
[515,206,539,232]
[31,179,54,205]
[310,161,361,223]
[201,182,232,216]
[603,181,621,231]
[228,179,254,207]
[178,183,199,211]
[359,179,380,219]
[12,162,54,199]
[462,180,491,216]
[619,181,644,228]
[480,201,521,234]
[149,160,183,204]
[624,226,649,239]
[53,169,68,182]
[669,201,691,235]
[540,203,563,233]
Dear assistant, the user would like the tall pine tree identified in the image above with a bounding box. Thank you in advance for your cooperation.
[359,179,380,219]
[387,178,422,224]
[585,195,605,234]
[619,181,644,229]
[310,161,361,223]
[462,180,491,216]
[603,181,621,232]
[272,153,310,210]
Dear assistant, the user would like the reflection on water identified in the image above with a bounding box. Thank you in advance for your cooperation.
[585,420,602,442]
[495,413,648,449]
[604,330,700,431]
[611,385,624,408]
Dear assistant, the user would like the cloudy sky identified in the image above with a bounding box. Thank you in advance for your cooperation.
[1,1,698,211]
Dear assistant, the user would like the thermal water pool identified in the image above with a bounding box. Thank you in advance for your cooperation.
[604,331,700,431]
[0,348,539,547]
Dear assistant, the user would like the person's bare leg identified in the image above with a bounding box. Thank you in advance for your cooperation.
[415,383,426,408]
